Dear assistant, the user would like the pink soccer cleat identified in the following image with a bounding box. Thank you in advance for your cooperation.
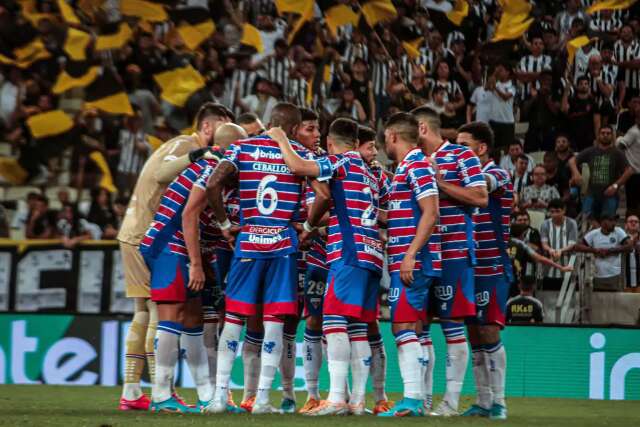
[118,394,151,411]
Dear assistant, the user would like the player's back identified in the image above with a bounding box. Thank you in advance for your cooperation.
[473,161,514,279]
[118,134,199,245]
[224,135,306,258]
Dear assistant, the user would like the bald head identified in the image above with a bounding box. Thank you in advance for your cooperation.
[214,123,247,151]
[269,102,301,138]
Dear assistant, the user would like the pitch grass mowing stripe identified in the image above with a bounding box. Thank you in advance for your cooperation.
[0,386,638,427]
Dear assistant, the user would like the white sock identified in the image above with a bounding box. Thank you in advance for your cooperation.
[203,322,219,390]
[280,332,297,401]
[395,330,423,400]
[369,333,388,402]
[323,316,350,404]
[487,341,506,407]
[153,321,182,403]
[303,328,322,400]
[420,330,435,409]
[214,315,244,403]
[348,323,371,406]
[181,326,213,403]
[122,383,143,401]
[472,345,492,409]
[241,329,263,401]
[255,318,284,405]
[442,322,469,411]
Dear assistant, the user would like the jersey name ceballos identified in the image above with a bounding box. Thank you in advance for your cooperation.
[316,151,384,273]
[140,157,219,259]
[431,141,486,264]
[473,161,514,279]
[224,135,306,258]
[387,148,441,276]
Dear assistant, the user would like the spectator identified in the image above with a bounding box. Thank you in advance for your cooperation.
[549,134,575,200]
[467,71,493,124]
[237,78,277,125]
[616,106,640,215]
[516,36,552,102]
[87,188,119,239]
[540,199,578,290]
[0,203,9,238]
[623,214,640,290]
[236,112,266,137]
[10,191,39,234]
[0,67,21,131]
[56,203,100,248]
[501,139,535,176]
[113,196,129,230]
[513,211,543,250]
[521,165,561,213]
[617,95,640,135]
[511,154,532,204]
[575,214,633,291]
[334,86,367,124]
[126,65,161,134]
[614,25,640,105]
[562,75,599,151]
[584,55,615,125]
[115,107,151,197]
[488,63,516,153]
[25,195,55,239]
[506,277,545,324]
[569,125,633,221]
[345,57,375,123]
[521,71,561,152]
[555,0,588,38]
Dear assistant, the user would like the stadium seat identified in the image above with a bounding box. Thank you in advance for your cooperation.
[44,187,78,203]
[529,151,545,166]
[528,210,546,231]
[4,186,41,202]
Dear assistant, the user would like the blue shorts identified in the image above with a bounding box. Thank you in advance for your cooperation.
[148,248,199,303]
[225,254,298,316]
[304,264,328,318]
[324,259,380,322]
[582,195,618,220]
[214,248,234,289]
[388,271,434,323]
[431,258,476,319]
[467,274,510,327]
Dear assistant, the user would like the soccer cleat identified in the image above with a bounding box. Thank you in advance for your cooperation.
[240,396,256,413]
[280,398,296,414]
[172,393,194,408]
[377,398,424,417]
[373,399,395,415]
[118,394,151,411]
[150,396,199,414]
[227,390,237,407]
[429,400,459,417]
[490,403,507,420]
[204,398,247,414]
[349,402,366,416]
[251,402,283,414]
[462,404,490,417]
[298,397,321,414]
[305,400,349,416]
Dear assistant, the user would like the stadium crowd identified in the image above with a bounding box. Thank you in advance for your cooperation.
[0,0,638,290]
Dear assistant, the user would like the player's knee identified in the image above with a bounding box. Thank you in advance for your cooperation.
[246,315,264,333]
[391,322,415,335]
[367,320,380,336]
[479,324,500,344]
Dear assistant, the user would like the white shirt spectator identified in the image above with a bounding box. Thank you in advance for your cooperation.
[574,46,600,81]
[470,86,493,123]
[617,123,640,173]
[490,80,516,124]
[0,79,19,125]
[500,153,535,176]
[584,226,630,278]
[240,94,278,124]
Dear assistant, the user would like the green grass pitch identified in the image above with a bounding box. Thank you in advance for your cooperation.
[0,385,638,426]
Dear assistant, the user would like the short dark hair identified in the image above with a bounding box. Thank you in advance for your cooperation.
[510,223,528,238]
[329,118,359,147]
[300,108,318,122]
[237,112,259,125]
[576,75,590,85]
[517,154,530,163]
[195,102,228,130]
[457,121,494,151]
[269,102,301,135]
[385,112,419,144]
[599,124,614,133]
[411,105,441,132]
[548,198,566,210]
[509,139,524,148]
[358,126,377,144]
[274,38,287,49]
[520,276,536,292]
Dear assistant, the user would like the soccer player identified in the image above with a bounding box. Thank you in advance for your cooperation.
[455,122,513,420]
[357,125,394,414]
[207,103,317,414]
[181,123,247,404]
[139,119,237,413]
[269,118,384,416]
[378,113,440,417]
[117,103,230,410]
[412,106,489,416]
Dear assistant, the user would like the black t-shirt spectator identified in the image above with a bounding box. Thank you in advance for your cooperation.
[575,145,628,196]
[566,95,598,150]
[506,295,544,323]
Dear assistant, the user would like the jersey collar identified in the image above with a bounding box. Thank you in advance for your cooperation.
[402,147,422,163]
[481,159,496,172]
[430,140,450,158]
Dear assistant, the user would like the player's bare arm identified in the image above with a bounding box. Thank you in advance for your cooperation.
[267,127,321,177]
[400,194,439,286]
[207,161,238,246]
[436,177,488,208]
[182,186,208,292]
[299,180,331,246]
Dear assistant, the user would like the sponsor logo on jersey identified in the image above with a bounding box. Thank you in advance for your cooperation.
[476,290,490,306]
[250,147,283,160]
[435,284,454,301]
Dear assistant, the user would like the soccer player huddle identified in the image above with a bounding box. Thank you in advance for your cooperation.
[117,101,513,419]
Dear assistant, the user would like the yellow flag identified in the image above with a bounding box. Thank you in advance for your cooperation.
[169,8,216,50]
[360,0,397,27]
[287,0,315,44]
[57,0,81,24]
[13,38,51,64]
[64,28,91,60]
[586,0,637,14]
[89,151,117,193]
[146,134,164,151]
[121,0,168,22]
[402,38,423,60]
[153,65,206,107]
[95,22,133,51]
[324,4,359,36]
[567,36,592,64]
[0,157,28,185]
[241,23,264,53]
[84,69,134,115]
[52,64,100,94]
[446,0,469,26]
[275,0,310,14]
[26,110,74,139]
[491,0,534,42]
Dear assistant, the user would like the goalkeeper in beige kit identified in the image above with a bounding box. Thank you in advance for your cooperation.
[117,103,232,410]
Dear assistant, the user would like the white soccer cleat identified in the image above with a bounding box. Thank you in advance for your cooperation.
[349,402,366,416]
[305,400,349,416]
[251,402,283,414]
[203,399,228,414]
[429,400,459,417]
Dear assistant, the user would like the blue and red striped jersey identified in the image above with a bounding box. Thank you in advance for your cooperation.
[387,148,441,275]
[304,182,328,270]
[140,158,219,260]
[214,186,240,251]
[473,161,514,279]
[430,141,486,264]
[223,135,307,259]
[316,151,384,273]
[369,163,391,211]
